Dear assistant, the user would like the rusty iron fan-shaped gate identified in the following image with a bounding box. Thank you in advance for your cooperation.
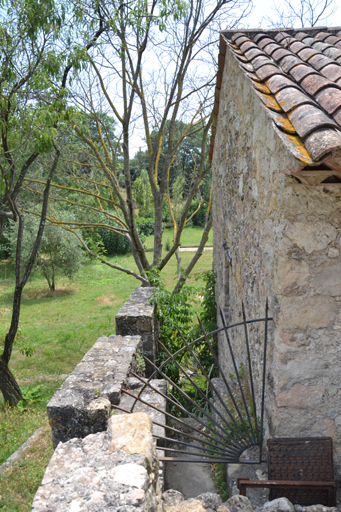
[114,301,272,465]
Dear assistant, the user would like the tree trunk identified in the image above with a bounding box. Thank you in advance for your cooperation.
[0,357,22,405]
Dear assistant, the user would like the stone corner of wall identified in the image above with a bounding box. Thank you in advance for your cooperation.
[32,412,162,512]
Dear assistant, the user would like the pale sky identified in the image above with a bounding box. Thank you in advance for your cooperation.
[129,0,341,154]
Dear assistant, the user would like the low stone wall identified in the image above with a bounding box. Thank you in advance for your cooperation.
[32,412,162,512]
[47,334,141,448]
[116,286,158,376]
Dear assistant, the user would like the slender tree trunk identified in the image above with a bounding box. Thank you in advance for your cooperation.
[0,358,22,405]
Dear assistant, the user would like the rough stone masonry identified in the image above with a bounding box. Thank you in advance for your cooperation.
[212,42,341,488]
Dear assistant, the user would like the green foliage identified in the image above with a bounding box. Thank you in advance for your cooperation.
[211,463,229,502]
[136,350,146,377]
[17,385,44,413]
[150,270,217,416]
[7,212,83,291]
[133,169,154,218]
[135,217,154,237]
[98,226,131,256]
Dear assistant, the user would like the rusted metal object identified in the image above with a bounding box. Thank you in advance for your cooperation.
[237,437,337,506]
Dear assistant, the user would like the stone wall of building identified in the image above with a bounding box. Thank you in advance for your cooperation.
[116,287,158,376]
[212,47,341,482]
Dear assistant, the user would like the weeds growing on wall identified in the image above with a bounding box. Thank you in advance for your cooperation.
[150,270,218,414]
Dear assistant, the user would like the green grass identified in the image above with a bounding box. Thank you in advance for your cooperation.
[0,227,213,510]
[144,225,213,251]
[0,380,64,511]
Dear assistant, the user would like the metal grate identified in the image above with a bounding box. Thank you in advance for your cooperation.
[113,301,273,465]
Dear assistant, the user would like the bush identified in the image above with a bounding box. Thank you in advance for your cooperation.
[7,212,83,291]
[98,225,132,256]
[136,217,154,237]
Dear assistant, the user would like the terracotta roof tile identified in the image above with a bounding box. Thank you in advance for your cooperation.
[272,48,292,61]
[324,47,341,60]
[251,81,271,94]
[244,48,266,61]
[240,40,258,53]
[316,87,341,114]
[304,128,341,160]
[256,65,284,81]
[280,54,303,73]
[266,74,300,94]
[332,108,341,126]
[275,32,290,43]
[263,43,281,56]
[265,109,296,134]
[290,64,316,82]
[276,87,316,112]
[288,104,338,137]
[252,55,274,70]
[290,41,307,53]
[253,90,282,111]
[253,33,268,44]
[298,47,319,61]
[308,53,334,71]
[324,35,341,45]
[300,74,335,95]
[245,71,262,82]
[295,32,309,41]
[320,63,341,82]
[211,29,341,165]
[315,32,331,41]
[258,37,275,50]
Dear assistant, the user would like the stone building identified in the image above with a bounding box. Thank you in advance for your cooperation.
[211,27,341,482]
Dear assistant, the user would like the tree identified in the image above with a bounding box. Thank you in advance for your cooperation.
[35,0,252,293]
[0,0,105,404]
[7,213,83,291]
[263,0,338,27]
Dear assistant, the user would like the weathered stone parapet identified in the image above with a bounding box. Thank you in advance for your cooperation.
[47,334,141,448]
[32,412,162,512]
[116,287,158,376]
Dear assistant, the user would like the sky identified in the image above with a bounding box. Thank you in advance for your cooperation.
[129,0,341,154]
[244,0,341,29]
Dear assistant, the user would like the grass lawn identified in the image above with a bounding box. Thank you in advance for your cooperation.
[0,225,213,510]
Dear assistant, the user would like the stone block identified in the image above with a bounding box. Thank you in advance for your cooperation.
[47,335,141,448]
[284,222,338,254]
[115,287,159,376]
[32,413,161,512]
[275,258,310,295]
[276,383,325,409]
[312,260,341,296]
[279,296,337,329]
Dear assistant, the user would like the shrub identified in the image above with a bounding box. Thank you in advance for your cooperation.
[98,225,131,256]
[7,212,83,291]
[136,217,154,236]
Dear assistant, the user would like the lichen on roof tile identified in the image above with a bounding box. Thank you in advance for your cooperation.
[253,89,282,112]
[272,124,315,163]
[276,87,316,112]
[266,74,299,94]
[265,109,296,134]
[288,104,338,138]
